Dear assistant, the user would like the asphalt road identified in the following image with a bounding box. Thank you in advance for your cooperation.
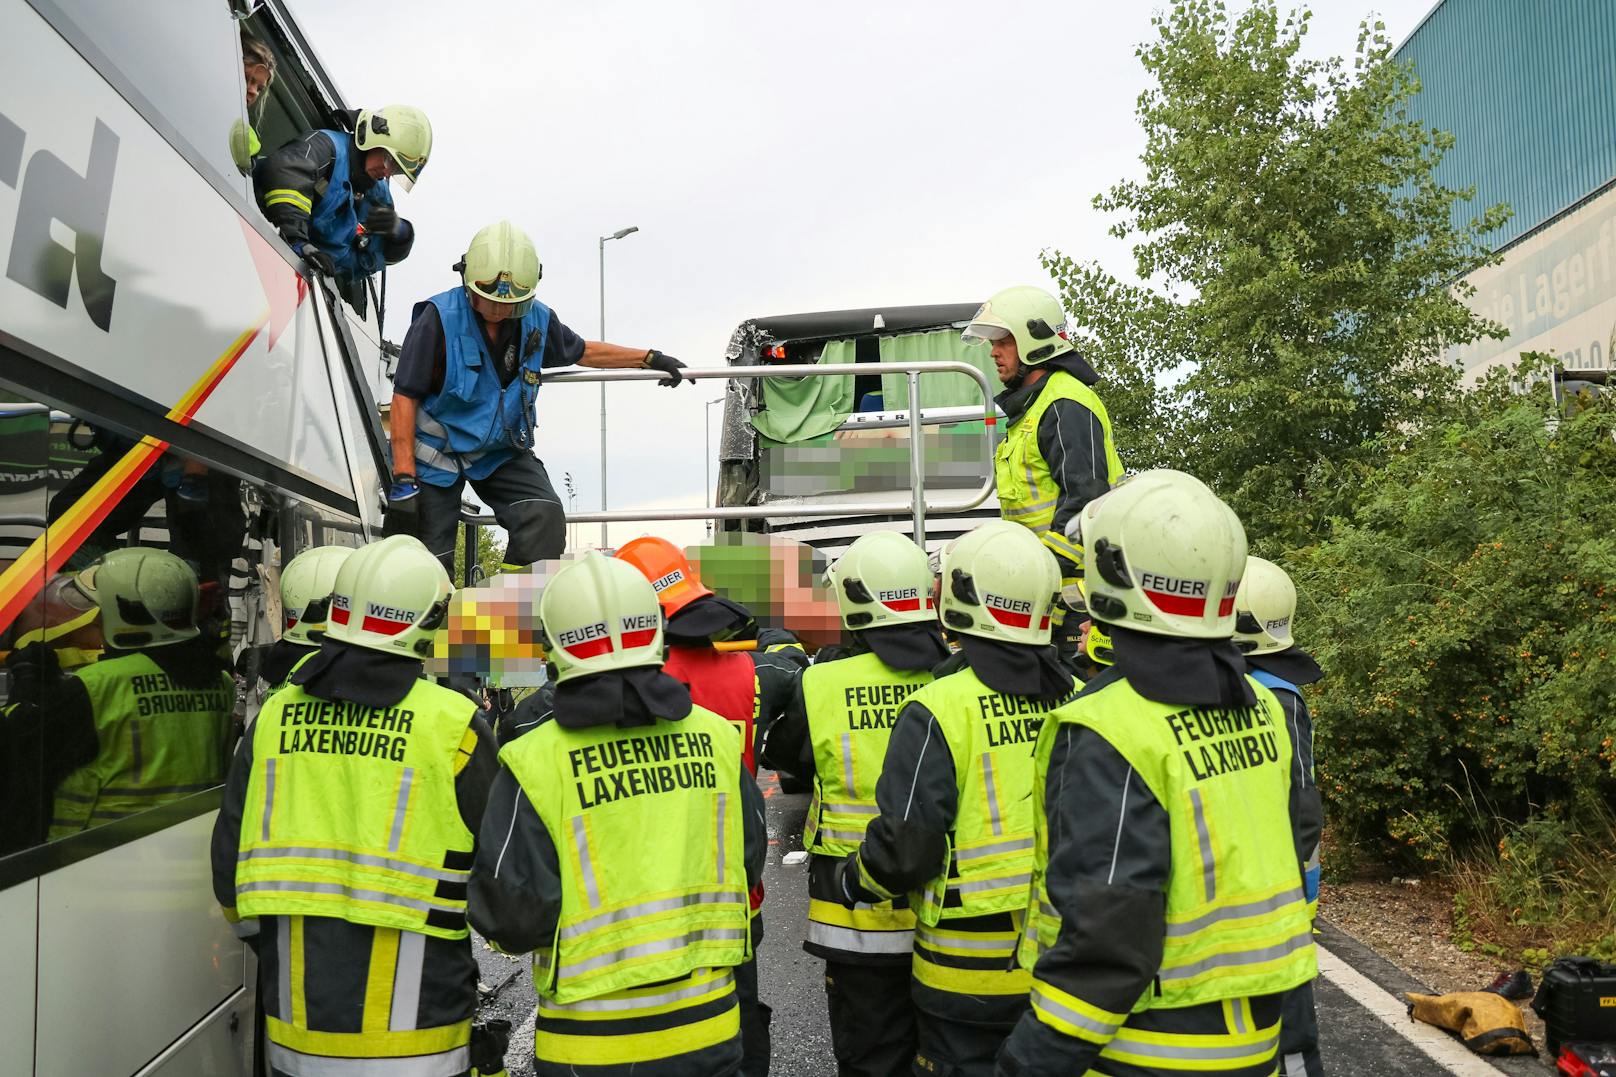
[476,771,1547,1076]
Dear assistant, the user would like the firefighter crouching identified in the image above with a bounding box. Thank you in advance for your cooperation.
[762,530,950,1077]
[1235,556,1327,1077]
[468,551,767,1076]
[996,470,1317,1077]
[211,535,503,1077]
[836,521,1077,1076]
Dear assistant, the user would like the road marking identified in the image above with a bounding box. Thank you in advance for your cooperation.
[1317,944,1503,1076]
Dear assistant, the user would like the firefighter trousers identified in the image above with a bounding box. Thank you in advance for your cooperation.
[824,960,917,1077]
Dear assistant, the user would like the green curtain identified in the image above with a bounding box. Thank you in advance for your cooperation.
[877,329,996,409]
[749,339,856,443]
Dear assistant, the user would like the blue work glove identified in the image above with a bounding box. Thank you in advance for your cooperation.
[644,350,688,388]
[296,242,337,278]
[382,473,421,538]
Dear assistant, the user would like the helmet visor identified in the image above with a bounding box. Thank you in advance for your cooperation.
[960,321,1010,346]
[387,148,427,192]
[468,272,536,317]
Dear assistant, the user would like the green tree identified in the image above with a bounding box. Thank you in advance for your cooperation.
[451,526,508,586]
[1047,0,1510,547]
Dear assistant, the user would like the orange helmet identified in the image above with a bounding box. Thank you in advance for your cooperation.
[615,536,713,620]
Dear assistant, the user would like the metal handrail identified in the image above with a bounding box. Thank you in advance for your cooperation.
[459,361,1000,545]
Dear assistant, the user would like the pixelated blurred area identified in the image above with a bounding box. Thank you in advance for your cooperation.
[431,560,565,687]
[687,534,842,651]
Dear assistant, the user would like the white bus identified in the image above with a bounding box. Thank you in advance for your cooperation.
[0,1,392,1072]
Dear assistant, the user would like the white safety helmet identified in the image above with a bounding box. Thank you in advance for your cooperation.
[325,535,453,658]
[1070,469,1247,639]
[826,531,937,631]
[1233,556,1297,656]
[939,520,1060,646]
[279,545,355,646]
[539,551,665,684]
[960,285,1076,366]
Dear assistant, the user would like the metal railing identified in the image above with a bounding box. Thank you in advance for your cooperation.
[459,360,1000,553]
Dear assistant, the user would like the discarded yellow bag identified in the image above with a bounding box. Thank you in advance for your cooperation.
[1406,991,1536,1056]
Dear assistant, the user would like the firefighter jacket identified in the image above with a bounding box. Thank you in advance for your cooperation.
[256,123,412,283]
[1000,664,1317,1077]
[211,646,498,1076]
[664,644,760,773]
[50,649,233,837]
[850,657,1076,1020]
[1248,645,1326,918]
[994,362,1124,584]
[410,287,555,486]
[469,668,768,1077]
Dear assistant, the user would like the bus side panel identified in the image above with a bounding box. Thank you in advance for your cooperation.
[0,881,38,1077]
[0,0,361,503]
[35,813,245,1077]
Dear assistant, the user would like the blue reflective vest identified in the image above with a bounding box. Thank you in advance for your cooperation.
[411,287,554,485]
[309,130,394,282]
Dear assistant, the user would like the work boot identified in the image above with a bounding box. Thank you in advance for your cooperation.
[1483,969,1535,1001]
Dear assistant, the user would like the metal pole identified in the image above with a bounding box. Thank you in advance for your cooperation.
[907,371,926,549]
[704,403,711,537]
[462,520,477,587]
[597,236,607,550]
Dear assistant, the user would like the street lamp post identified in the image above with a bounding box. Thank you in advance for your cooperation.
[704,397,725,537]
[597,225,639,549]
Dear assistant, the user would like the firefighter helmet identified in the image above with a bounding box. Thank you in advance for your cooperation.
[539,551,665,684]
[1072,469,1247,640]
[354,105,432,190]
[459,220,541,317]
[324,535,452,658]
[1233,555,1297,656]
[615,536,712,620]
[939,520,1060,646]
[826,531,936,631]
[74,547,200,649]
[280,545,355,647]
[960,285,1076,366]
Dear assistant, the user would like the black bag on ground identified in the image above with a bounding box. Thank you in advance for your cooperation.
[1533,956,1616,1054]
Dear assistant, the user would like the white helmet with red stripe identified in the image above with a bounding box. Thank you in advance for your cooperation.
[1069,469,1247,640]
[539,550,665,684]
[939,520,1060,646]
[324,535,453,658]
[280,545,355,646]
[827,531,937,631]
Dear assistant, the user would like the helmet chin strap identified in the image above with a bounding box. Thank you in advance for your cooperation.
[1002,363,1032,391]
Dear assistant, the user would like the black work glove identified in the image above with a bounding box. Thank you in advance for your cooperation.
[364,204,401,241]
[5,642,62,707]
[833,853,882,910]
[382,473,421,538]
[644,350,688,388]
[469,1019,512,1076]
[296,242,337,278]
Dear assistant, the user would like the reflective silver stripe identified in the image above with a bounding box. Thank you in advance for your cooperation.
[1002,499,1056,518]
[388,767,415,853]
[950,872,1032,896]
[1165,887,1306,938]
[1031,990,1122,1038]
[1159,931,1314,983]
[840,733,855,796]
[238,846,467,883]
[390,930,424,1031]
[572,816,601,908]
[807,921,915,954]
[917,927,1017,952]
[267,1042,471,1077]
[817,826,867,842]
[558,929,747,978]
[956,836,1034,862]
[1040,899,1058,921]
[1282,1051,1309,1076]
[822,802,879,815]
[715,792,728,885]
[560,890,746,940]
[1230,998,1248,1034]
[1189,788,1216,903]
[543,969,735,1013]
[1108,1028,1279,1063]
[415,411,448,438]
[237,880,463,915]
[413,439,487,475]
[981,754,1003,837]
[261,758,276,842]
[276,915,292,1018]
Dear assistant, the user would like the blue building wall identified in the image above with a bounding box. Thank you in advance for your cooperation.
[1394,0,1616,250]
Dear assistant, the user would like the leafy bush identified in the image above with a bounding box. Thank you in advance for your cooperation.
[1291,366,1616,858]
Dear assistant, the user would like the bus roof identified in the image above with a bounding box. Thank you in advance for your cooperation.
[736,303,981,344]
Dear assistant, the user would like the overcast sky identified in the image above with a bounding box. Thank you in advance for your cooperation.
[289,0,1436,548]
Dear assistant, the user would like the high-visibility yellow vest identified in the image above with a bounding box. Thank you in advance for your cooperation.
[236,677,479,940]
[994,369,1124,572]
[501,705,751,1005]
[50,652,233,837]
[1021,673,1316,1045]
[801,651,931,956]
